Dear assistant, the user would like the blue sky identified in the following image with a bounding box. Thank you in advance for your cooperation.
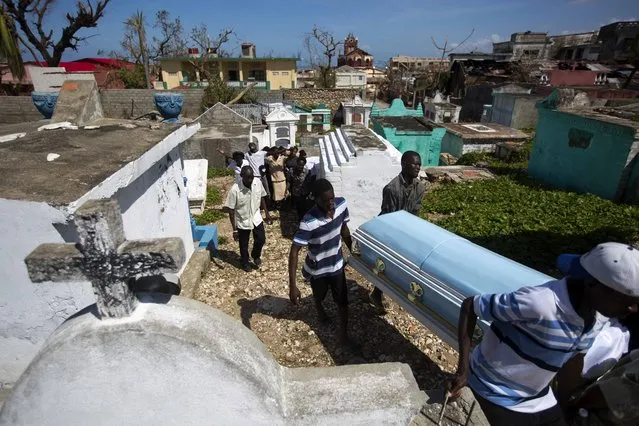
[42,0,639,66]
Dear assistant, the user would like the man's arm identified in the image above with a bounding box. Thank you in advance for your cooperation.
[341,223,353,252]
[380,185,396,215]
[261,197,272,224]
[288,245,302,304]
[228,210,238,241]
[450,297,477,397]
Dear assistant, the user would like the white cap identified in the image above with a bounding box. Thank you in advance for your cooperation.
[580,243,639,297]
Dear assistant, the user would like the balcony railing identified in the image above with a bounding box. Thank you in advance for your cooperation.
[226,80,269,90]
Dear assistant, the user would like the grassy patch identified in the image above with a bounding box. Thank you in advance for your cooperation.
[193,179,226,225]
[208,167,234,178]
[194,209,226,225]
[218,235,229,245]
[207,185,222,206]
[422,157,639,276]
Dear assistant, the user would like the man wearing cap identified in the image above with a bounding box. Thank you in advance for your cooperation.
[450,242,639,426]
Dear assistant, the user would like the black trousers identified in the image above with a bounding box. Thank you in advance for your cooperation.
[292,195,309,221]
[237,223,266,266]
[472,390,567,426]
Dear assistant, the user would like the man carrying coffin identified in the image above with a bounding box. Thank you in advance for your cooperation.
[450,242,639,426]
[369,150,426,313]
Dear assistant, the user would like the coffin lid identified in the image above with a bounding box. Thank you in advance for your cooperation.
[356,211,554,296]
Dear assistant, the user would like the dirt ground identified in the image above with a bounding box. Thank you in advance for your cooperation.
[194,176,459,392]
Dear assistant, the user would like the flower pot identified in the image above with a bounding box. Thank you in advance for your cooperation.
[153,92,184,123]
[31,92,59,119]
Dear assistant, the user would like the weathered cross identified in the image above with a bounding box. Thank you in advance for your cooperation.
[25,199,186,319]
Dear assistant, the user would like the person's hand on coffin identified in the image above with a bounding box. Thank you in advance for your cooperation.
[448,370,469,399]
[289,286,301,305]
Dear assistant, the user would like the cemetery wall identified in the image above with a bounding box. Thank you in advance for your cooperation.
[0,96,42,123]
[99,89,205,119]
[283,88,359,112]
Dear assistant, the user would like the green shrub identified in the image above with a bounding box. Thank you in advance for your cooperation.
[456,152,492,165]
[422,176,639,276]
[194,209,225,225]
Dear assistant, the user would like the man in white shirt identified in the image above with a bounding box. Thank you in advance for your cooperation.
[245,143,270,198]
[224,166,272,272]
[225,151,248,185]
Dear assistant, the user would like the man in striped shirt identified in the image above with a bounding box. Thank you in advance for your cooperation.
[450,242,639,426]
[288,179,355,348]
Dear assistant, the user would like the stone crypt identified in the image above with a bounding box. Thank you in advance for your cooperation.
[0,81,200,389]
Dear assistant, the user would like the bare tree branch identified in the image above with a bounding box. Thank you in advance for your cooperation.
[304,25,341,88]
[2,0,111,66]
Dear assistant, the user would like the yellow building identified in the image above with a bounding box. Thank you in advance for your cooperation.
[159,54,297,90]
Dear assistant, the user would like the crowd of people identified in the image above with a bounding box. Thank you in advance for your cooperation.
[221,144,639,426]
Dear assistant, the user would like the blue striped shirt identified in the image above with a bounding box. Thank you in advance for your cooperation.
[293,198,350,279]
[469,279,609,413]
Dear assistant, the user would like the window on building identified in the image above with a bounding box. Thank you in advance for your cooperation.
[272,71,280,75]
[358,76,363,81]
[248,70,265,81]
[168,71,178,77]
[417,62,422,67]
[568,128,592,149]
[281,71,289,76]
[228,70,239,81]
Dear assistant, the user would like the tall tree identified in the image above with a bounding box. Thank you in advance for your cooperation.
[304,26,341,88]
[151,10,185,61]
[122,11,151,89]
[1,0,111,66]
[0,9,23,79]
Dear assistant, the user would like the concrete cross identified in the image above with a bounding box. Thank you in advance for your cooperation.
[24,199,186,319]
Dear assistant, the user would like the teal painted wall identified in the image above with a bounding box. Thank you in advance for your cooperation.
[372,120,446,167]
[371,98,423,118]
[440,132,464,158]
[529,106,637,201]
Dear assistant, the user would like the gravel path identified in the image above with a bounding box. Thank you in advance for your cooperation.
[194,176,459,391]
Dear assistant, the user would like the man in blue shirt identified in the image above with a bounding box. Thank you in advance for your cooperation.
[450,242,639,426]
[288,179,355,349]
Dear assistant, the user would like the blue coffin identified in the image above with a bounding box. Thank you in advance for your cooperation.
[350,211,554,349]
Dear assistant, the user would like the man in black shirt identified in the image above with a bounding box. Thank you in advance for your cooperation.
[370,151,426,312]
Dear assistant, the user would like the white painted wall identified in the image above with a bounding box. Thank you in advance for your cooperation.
[0,124,200,387]
[0,199,95,386]
[320,129,401,230]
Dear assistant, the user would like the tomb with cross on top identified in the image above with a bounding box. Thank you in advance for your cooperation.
[24,198,186,319]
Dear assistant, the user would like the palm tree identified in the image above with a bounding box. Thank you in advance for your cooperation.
[0,9,24,80]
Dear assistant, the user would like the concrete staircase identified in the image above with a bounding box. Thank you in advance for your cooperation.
[318,125,402,230]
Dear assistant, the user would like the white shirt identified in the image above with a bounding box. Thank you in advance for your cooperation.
[224,178,267,230]
[228,159,249,185]
[245,151,266,176]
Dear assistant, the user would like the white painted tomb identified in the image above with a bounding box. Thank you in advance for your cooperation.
[0,119,200,388]
[184,159,209,214]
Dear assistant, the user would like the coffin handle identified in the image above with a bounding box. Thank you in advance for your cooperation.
[408,281,424,303]
[373,258,385,275]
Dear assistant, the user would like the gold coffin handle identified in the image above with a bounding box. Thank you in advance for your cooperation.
[408,281,424,303]
[373,258,385,275]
